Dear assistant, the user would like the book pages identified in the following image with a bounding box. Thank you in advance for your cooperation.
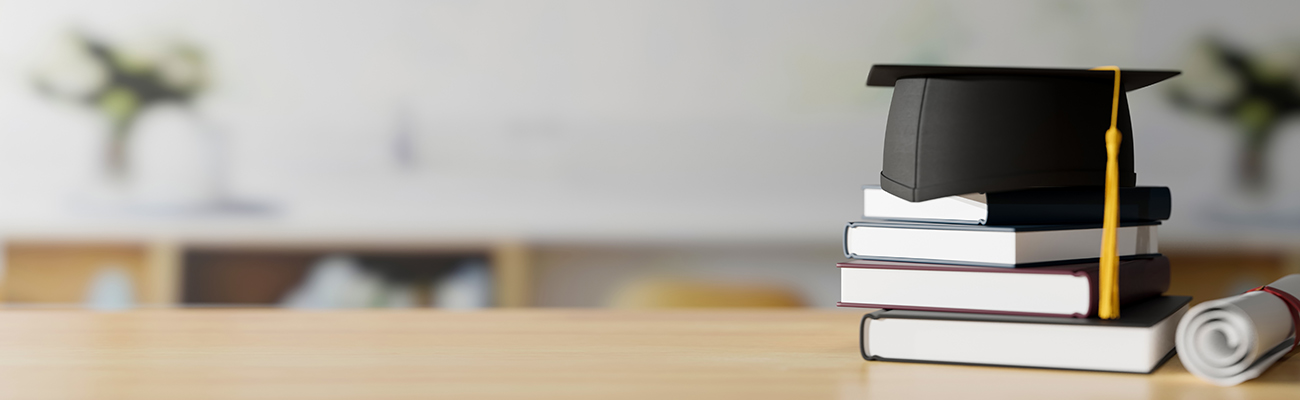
[1176,274,1300,386]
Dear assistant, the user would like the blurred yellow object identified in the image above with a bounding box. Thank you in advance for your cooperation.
[609,279,803,308]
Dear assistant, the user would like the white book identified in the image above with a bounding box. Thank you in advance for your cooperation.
[860,296,1190,373]
[837,257,1170,318]
[843,220,1159,267]
[863,185,989,224]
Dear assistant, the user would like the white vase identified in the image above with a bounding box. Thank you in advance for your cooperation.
[126,104,224,212]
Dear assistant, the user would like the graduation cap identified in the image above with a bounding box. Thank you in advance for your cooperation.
[867,65,1179,203]
[866,65,1180,320]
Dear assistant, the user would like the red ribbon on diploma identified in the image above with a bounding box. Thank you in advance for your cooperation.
[1248,285,1300,349]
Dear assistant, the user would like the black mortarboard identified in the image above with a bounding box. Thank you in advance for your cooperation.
[867,65,1180,202]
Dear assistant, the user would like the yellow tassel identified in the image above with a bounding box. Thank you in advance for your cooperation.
[1091,66,1122,320]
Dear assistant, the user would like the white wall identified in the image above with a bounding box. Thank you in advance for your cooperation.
[0,0,1297,248]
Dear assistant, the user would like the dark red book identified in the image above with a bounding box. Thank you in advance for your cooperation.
[838,256,1169,318]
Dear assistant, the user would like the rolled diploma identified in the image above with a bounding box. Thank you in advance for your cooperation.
[1176,274,1300,386]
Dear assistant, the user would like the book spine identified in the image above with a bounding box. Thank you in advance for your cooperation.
[1084,256,1171,316]
[859,314,873,361]
[984,186,1171,225]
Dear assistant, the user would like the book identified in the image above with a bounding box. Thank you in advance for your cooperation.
[837,256,1170,318]
[859,296,1191,373]
[862,185,1171,225]
[843,220,1160,267]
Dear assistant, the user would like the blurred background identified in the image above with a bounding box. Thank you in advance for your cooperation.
[1,0,1298,310]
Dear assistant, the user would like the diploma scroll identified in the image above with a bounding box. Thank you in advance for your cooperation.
[1176,274,1300,386]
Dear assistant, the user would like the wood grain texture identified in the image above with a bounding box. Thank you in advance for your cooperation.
[0,309,1293,399]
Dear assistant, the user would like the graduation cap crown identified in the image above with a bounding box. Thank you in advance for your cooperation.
[867,65,1179,203]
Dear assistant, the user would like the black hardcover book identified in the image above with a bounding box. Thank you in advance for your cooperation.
[859,296,1192,373]
[862,185,1171,225]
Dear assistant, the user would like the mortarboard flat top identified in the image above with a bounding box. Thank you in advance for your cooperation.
[867,64,1180,202]
[867,65,1180,91]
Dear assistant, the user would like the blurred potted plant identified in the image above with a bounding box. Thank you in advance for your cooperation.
[1169,38,1300,195]
[32,31,207,182]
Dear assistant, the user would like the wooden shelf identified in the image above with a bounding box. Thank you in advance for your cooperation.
[1,238,532,307]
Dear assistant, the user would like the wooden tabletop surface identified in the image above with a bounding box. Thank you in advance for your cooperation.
[0,309,1295,399]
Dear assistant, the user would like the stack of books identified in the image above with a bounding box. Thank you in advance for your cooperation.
[839,185,1191,373]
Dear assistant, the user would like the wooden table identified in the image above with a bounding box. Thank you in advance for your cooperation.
[0,309,1295,399]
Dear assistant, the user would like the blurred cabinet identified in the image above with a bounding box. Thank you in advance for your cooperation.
[0,239,531,308]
